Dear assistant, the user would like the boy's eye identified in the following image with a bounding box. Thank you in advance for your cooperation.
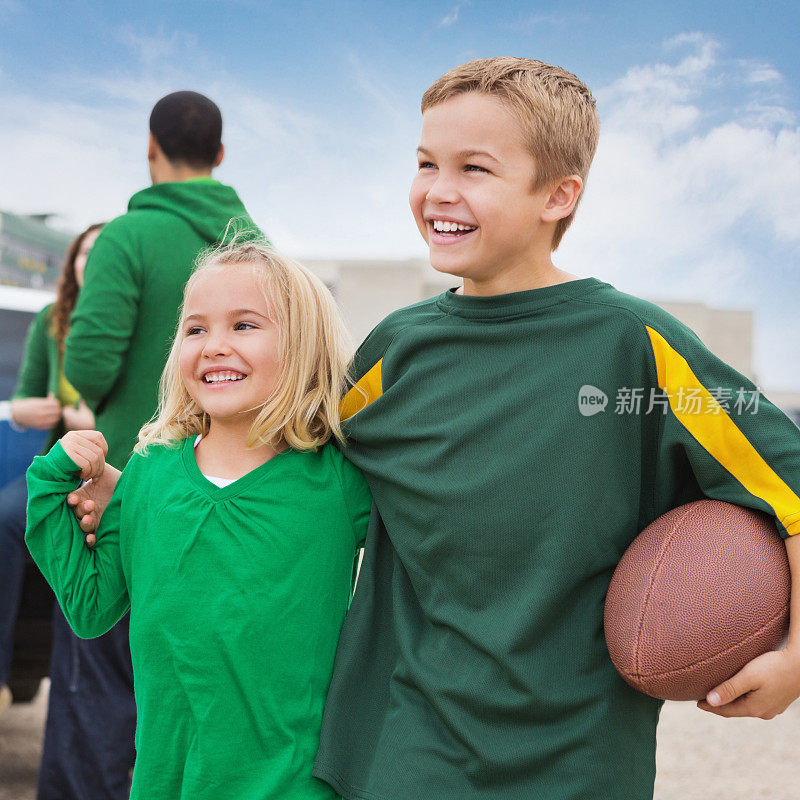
[418,161,436,170]
[465,164,489,173]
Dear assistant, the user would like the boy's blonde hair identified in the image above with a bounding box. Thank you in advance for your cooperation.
[421,57,600,250]
[136,240,354,454]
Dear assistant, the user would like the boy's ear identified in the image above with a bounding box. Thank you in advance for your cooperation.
[541,176,583,223]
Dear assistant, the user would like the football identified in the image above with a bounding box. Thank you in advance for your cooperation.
[604,499,790,701]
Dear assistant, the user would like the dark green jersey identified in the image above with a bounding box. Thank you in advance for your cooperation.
[314,279,800,800]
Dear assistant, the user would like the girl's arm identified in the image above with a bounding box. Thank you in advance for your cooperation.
[25,433,130,639]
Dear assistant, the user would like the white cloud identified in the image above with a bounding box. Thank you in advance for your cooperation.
[501,11,590,30]
[346,50,409,126]
[0,92,143,229]
[663,31,709,49]
[439,4,461,27]
[738,102,795,127]
[114,27,199,68]
[742,62,783,85]
[560,32,800,388]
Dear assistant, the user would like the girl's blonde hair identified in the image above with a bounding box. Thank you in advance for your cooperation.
[136,239,354,454]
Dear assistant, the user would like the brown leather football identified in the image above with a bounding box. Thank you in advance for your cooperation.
[604,499,790,701]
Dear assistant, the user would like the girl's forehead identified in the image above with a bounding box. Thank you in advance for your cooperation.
[184,264,271,314]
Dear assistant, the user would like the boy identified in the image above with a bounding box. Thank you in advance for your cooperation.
[310,59,800,799]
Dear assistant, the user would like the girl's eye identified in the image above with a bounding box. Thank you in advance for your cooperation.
[418,161,436,170]
[234,321,257,331]
[186,326,204,336]
[465,164,488,173]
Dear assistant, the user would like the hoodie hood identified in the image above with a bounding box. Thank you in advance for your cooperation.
[128,180,257,244]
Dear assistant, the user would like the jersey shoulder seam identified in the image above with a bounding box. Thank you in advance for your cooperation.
[370,298,449,362]
[571,295,663,335]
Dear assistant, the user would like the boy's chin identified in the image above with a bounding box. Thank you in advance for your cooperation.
[428,254,472,280]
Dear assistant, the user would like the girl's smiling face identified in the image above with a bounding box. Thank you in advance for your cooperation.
[179,264,282,430]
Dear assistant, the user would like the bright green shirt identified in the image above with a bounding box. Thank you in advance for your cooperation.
[314,279,800,800]
[26,438,371,800]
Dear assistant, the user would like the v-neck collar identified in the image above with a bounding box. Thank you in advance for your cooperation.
[180,436,303,500]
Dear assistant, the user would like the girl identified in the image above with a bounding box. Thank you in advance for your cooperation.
[25,241,371,799]
[0,222,101,710]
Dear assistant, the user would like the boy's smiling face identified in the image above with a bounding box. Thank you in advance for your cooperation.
[410,91,567,295]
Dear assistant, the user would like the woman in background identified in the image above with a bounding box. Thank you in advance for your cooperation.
[0,222,102,711]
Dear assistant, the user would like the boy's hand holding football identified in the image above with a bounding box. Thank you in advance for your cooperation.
[699,645,800,719]
[700,534,800,719]
[60,430,108,483]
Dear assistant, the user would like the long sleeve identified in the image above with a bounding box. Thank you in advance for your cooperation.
[63,226,141,408]
[25,441,130,637]
[646,323,800,538]
[12,306,51,400]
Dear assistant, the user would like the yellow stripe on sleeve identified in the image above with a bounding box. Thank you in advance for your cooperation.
[340,359,383,421]
[646,326,800,536]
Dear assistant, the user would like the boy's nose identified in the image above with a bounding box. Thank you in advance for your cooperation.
[425,175,459,205]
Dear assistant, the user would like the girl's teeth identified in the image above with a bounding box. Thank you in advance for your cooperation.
[204,372,245,383]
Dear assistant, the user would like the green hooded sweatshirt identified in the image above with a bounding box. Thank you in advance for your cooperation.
[64,180,258,468]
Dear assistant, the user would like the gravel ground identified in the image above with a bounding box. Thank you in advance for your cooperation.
[0,681,48,800]
[654,698,800,799]
[1,683,799,799]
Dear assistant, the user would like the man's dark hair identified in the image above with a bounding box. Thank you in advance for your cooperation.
[149,91,222,169]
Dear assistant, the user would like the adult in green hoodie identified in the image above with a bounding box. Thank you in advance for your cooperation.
[38,91,259,800]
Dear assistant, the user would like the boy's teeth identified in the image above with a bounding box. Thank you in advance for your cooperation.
[432,220,476,233]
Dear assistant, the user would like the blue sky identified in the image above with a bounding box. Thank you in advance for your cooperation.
[0,1,798,389]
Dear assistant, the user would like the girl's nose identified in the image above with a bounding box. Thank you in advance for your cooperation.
[202,330,232,357]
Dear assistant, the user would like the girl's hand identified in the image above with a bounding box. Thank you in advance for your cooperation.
[10,394,62,430]
[60,430,108,482]
[62,400,95,431]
